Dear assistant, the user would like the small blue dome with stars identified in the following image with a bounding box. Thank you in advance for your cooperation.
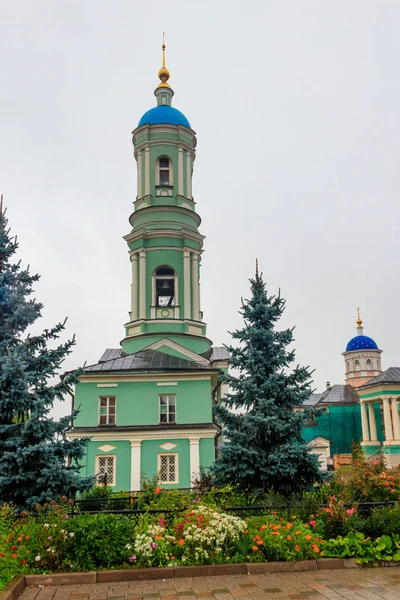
[346,335,378,352]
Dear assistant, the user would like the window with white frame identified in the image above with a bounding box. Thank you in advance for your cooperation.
[158,453,178,483]
[96,455,116,486]
[159,394,176,423]
[158,157,171,185]
[355,360,361,372]
[366,359,372,370]
[155,267,175,307]
[99,396,116,425]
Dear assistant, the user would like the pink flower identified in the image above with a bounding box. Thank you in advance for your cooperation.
[346,508,355,516]
[151,542,157,549]
[310,520,317,527]
[129,555,136,562]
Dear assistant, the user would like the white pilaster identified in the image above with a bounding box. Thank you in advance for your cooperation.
[183,250,191,319]
[368,402,378,442]
[391,398,400,441]
[186,151,191,199]
[130,440,142,490]
[144,146,150,196]
[191,253,200,321]
[130,252,139,321]
[139,250,147,320]
[383,397,393,441]
[189,438,200,486]
[137,151,143,198]
[360,401,370,442]
[178,146,184,196]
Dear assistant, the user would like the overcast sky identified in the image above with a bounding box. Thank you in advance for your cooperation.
[1,1,399,419]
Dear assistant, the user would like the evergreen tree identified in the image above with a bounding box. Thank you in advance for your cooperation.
[213,270,323,495]
[0,199,92,508]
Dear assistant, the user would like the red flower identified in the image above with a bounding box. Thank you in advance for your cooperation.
[21,560,26,564]
[178,539,185,546]
[12,553,17,559]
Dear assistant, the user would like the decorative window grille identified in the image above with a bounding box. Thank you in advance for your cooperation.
[158,454,177,483]
[159,395,176,423]
[99,396,116,425]
[96,455,115,486]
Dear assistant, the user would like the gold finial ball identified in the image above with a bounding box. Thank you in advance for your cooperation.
[158,66,170,83]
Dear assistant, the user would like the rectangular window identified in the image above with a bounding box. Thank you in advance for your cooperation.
[159,395,176,423]
[159,170,169,185]
[96,455,116,486]
[158,453,178,484]
[99,396,116,425]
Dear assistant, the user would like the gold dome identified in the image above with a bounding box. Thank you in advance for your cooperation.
[156,34,171,89]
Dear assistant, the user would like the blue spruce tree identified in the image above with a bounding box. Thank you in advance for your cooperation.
[213,269,322,495]
[0,198,92,508]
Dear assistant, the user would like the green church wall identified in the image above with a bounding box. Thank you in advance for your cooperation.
[303,405,362,455]
[200,438,215,469]
[141,438,190,488]
[74,379,212,428]
[132,209,198,230]
[84,440,131,490]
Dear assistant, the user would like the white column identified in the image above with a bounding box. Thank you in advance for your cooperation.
[174,273,179,318]
[189,438,200,486]
[137,151,143,198]
[391,398,400,441]
[144,146,150,196]
[383,397,393,441]
[368,402,378,442]
[130,440,142,490]
[151,275,156,318]
[191,253,200,321]
[360,401,370,442]
[130,252,139,321]
[178,146,184,196]
[183,250,191,319]
[186,151,192,199]
[139,250,147,320]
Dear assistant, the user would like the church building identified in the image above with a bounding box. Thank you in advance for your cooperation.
[69,43,229,490]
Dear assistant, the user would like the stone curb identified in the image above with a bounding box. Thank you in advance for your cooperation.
[0,557,364,595]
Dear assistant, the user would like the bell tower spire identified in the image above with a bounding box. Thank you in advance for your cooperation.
[155,33,174,107]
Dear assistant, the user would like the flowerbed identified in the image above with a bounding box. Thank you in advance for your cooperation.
[2,456,400,590]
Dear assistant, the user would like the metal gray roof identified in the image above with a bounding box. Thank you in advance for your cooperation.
[357,367,400,389]
[303,393,323,407]
[99,348,123,362]
[84,349,217,373]
[317,384,359,405]
[210,347,230,362]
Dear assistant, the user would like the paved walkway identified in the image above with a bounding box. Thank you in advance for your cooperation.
[21,567,400,600]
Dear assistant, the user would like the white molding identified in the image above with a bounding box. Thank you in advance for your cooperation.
[157,382,178,386]
[97,444,116,452]
[80,374,213,384]
[159,442,177,450]
[97,384,118,388]
[68,429,217,442]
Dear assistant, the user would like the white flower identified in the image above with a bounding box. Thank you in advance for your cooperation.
[126,544,132,550]
[69,532,74,537]
[43,523,49,528]
[46,548,51,552]
[35,556,41,562]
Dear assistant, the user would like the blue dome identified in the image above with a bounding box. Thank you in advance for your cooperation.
[346,335,378,352]
[138,105,191,128]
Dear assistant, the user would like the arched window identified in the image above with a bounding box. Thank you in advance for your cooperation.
[355,360,360,372]
[158,157,171,186]
[366,359,372,370]
[155,267,175,307]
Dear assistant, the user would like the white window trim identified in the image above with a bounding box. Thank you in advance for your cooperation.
[159,394,177,424]
[158,452,178,484]
[95,454,116,487]
[156,156,173,186]
[98,396,116,426]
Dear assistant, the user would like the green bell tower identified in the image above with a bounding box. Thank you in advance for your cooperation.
[122,40,212,358]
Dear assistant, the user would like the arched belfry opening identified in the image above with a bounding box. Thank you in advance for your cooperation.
[154,266,176,307]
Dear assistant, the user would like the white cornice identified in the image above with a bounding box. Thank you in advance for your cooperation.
[68,428,216,442]
[79,373,213,383]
